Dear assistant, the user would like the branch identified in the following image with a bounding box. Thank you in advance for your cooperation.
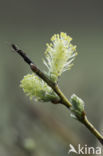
[11,44,71,108]
[11,44,103,145]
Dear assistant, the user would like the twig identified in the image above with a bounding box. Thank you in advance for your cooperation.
[11,44,71,108]
[11,44,103,145]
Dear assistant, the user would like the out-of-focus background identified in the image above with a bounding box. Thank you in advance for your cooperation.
[0,0,103,155]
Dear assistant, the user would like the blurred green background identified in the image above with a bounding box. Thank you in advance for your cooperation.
[0,0,103,155]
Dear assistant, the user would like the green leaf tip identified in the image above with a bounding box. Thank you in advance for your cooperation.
[20,74,60,102]
[70,94,85,120]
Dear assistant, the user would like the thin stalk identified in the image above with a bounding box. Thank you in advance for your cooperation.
[11,44,103,145]
[83,116,103,145]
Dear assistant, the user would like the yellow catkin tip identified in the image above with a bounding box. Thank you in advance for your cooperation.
[44,32,77,82]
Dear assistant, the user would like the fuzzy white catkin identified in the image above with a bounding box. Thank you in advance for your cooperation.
[43,32,77,82]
